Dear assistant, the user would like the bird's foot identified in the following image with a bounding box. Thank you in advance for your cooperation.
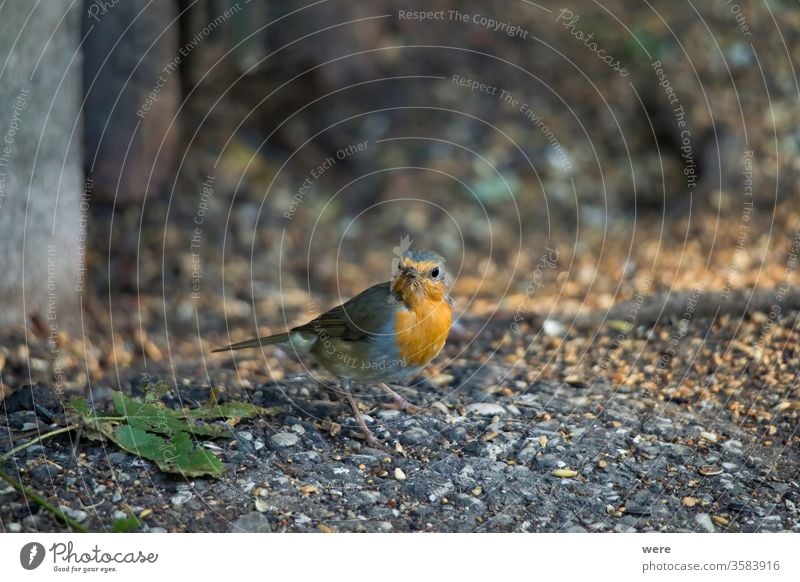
[379,383,425,414]
[341,379,384,449]
[380,398,425,414]
[359,428,384,450]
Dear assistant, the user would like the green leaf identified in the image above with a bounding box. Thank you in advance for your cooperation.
[184,401,280,420]
[142,379,172,403]
[112,425,170,460]
[68,390,273,478]
[68,397,90,415]
[110,515,142,533]
[112,392,230,438]
[112,426,224,477]
[166,432,225,477]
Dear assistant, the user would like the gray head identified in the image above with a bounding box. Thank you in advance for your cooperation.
[391,248,449,301]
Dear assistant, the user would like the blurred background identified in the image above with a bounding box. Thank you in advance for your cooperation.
[1,0,799,395]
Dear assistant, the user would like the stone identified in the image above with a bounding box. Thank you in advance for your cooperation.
[269,432,300,449]
[170,491,193,507]
[230,511,272,533]
[400,427,430,445]
[695,513,715,533]
[465,403,506,417]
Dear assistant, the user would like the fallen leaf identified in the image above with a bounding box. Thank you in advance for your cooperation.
[67,390,277,478]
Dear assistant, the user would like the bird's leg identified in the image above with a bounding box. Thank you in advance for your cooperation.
[378,382,424,414]
[341,379,381,448]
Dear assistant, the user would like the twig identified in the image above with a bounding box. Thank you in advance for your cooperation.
[0,467,89,533]
[1,424,80,463]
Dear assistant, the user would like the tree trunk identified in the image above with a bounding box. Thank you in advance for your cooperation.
[0,1,83,331]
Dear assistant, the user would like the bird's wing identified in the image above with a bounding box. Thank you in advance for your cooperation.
[292,281,396,341]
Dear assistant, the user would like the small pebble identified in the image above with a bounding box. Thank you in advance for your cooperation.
[231,511,272,533]
[712,515,729,527]
[61,507,88,522]
[695,513,715,532]
[699,431,717,443]
[543,319,566,336]
[465,403,506,417]
[400,427,430,445]
[428,373,454,386]
[270,432,300,448]
[552,468,578,478]
[170,491,193,506]
[430,401,450,415]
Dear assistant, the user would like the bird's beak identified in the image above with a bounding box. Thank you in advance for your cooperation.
[400,266,421,280]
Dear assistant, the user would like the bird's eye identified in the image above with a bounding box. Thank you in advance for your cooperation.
[430,267,440,278]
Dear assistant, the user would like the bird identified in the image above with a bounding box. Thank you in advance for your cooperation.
[212,248,453,447]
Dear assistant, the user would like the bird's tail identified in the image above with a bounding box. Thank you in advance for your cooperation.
[211,332,292,353]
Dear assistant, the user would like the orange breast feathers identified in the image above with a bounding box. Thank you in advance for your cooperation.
[394,297,452,367]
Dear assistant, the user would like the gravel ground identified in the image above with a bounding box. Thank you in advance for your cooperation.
[2,312,798,533]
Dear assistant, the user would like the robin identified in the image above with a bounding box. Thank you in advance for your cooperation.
[213,249,453,447]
